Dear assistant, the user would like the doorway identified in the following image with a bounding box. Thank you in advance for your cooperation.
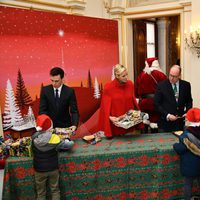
[132,15,180,82]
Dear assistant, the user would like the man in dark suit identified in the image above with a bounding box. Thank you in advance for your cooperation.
[39,67,79,131]
[154,65,193,132]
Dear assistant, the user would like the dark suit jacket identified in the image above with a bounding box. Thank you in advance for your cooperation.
[154,79,193,132]
[39,84,79,128]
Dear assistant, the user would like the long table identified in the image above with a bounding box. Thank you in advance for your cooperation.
[2,133,199,199]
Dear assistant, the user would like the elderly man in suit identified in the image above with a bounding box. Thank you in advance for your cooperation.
[154,65,193,132]
[39,67,79,131]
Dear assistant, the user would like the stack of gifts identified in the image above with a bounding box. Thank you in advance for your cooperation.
[0,136,32,157]
[9,137,32,157]
[0,136,11,159]
[0,127,75,158]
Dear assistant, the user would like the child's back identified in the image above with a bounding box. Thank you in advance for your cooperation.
[173,108,200,200]
[32,114,61,200]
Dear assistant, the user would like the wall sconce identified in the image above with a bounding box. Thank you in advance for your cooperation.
[185,25,200,58]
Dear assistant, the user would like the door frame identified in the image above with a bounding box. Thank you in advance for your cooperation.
[120,2,191,82]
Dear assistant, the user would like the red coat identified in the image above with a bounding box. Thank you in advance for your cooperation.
[99,79,140,137]
[135,70,167,123]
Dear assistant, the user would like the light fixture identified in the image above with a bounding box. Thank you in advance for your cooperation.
[185,25,200,58]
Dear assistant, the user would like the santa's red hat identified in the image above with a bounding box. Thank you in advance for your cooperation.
[36,114,52,131]
[186,108,200,123]
[144,57,161,74]
[145,57,158,67]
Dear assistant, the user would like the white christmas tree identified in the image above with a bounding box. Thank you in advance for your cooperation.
[26,106,36,127]
[3,79,24,129]
[111,66,115,80]
[94,77,100,99]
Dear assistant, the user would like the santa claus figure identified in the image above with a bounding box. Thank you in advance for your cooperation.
[135,57,167,133]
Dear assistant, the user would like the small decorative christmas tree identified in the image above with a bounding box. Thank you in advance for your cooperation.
[23,106,36,128]
[15,69,33,109]
[3,79,24,129]
[93,77,100,99]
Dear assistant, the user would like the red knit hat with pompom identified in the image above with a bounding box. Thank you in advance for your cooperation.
[186,108,200,122]
[36,114,52,131]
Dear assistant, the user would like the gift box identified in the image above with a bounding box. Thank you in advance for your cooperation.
[9,137,32,157]
[0,137,13,158]
[116,110,149,129]
[82,131,104,145]
[54,127,75,140]
[173,131,183,137]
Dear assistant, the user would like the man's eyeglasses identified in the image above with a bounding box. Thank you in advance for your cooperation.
[169,74,179,78]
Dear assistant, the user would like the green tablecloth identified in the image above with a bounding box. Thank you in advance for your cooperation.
[2,133,199,199]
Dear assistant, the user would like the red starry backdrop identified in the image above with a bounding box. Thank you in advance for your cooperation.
[0,6,119,137]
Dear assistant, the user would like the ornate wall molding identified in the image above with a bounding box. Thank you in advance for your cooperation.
[127,0,178,7]
[0,0,86,15]
[104,0,126,19]
[103,0,185,19]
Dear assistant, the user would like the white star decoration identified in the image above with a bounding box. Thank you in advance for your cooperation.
[58,29,64,37]
[0,7,118,92]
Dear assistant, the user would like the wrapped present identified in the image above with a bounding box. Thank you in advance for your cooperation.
[19,137,32,157]
[0,137,13,158]
[9,137,32,157]
[54,127,75,140]
[115,110,149,129]
[0,138,9,169]
[173,131,183,137]
[83,131,104,145]
[0,146,5,160]
[1,135,32,157]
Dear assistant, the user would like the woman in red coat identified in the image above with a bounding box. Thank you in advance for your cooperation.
[99,64,141,138]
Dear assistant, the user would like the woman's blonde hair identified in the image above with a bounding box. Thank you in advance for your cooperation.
[114,64,127,77]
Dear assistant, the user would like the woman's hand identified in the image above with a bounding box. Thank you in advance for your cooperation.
[109,116,119,123]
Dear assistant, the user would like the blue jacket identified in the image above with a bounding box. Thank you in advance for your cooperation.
[173,129,200,177]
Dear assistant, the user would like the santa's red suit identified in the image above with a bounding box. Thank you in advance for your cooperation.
[135,57,167,128]
[99,78,142,138]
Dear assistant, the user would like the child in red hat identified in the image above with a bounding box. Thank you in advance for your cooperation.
[173,108,200,200]
[32,114,74,199]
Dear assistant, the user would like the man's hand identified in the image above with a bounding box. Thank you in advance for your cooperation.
[167,114,179,121]
[181,113,186,118]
